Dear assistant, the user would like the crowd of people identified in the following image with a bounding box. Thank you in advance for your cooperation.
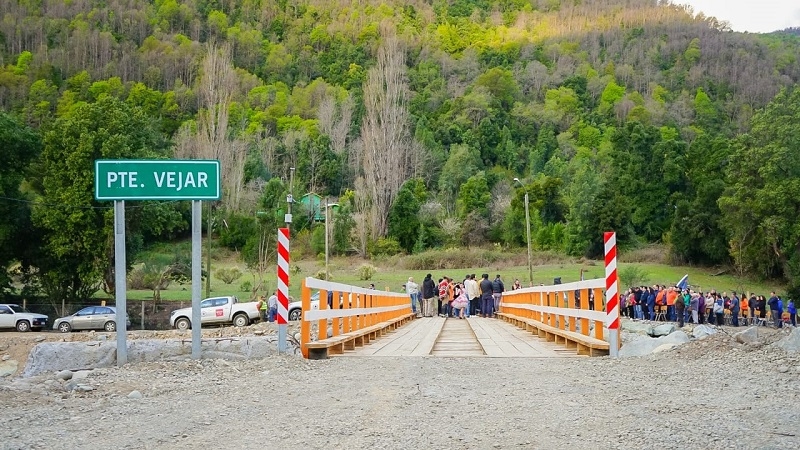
[621,286,798,328]
[405,274,525,319]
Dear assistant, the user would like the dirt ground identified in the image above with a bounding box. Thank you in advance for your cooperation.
[1,326,799,449]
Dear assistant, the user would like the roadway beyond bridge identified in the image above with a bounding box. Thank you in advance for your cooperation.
[349,316,578,358]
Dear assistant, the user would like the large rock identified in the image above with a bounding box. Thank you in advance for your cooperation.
[621,320,654,336]
[734,327,759,345]
[691,324,717,339]
[0,359,18,377]
[773,327,800,353]
[22,336,287,377]
[651,324,676,337]
[652,343,679,353]
[619,331,690,357]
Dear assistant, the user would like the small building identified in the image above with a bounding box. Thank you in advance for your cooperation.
[298,193,339,222]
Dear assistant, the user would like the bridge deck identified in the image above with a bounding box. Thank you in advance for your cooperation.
[341,316,580,357]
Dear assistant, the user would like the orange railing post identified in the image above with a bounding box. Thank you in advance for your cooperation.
[318,288,328,341]
[593,287,604,340]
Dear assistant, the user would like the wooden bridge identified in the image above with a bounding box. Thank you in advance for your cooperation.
[299,277,617,359]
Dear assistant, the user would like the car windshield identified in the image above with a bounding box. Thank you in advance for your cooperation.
[8,305,29,313]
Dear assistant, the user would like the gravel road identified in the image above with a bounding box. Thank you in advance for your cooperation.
[2,327,800,450]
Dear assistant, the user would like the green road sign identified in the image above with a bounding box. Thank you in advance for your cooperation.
[95,160,221,200]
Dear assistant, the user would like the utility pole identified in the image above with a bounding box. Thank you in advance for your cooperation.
[514,178,533,285]
[324,197,329,280]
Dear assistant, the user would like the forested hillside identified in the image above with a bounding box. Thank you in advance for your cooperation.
[2,0,800,302]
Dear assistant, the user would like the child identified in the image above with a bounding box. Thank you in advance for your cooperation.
[451,285,469,319]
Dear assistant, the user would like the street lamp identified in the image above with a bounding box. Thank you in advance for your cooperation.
[514,178,533,284]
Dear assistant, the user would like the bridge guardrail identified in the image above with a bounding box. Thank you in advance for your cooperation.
[499,278,617,354]
[299,277,413,358]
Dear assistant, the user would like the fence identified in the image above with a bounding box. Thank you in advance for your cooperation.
[3,296,180,330]
[299,277,414,358]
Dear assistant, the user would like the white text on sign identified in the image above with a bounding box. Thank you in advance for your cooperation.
[106,171,209,192]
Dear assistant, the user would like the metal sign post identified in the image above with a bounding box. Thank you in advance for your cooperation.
[95,159,220,365]
[191,200,202,359]
[114,200,127,366]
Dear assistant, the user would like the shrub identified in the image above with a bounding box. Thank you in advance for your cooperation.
[315,269,333,280]
[403,248,507,270]
[239,280,252,292]
[619,265,649,288]
[215,267,242,284]
[368,237,402,257]
[357,263,377,280]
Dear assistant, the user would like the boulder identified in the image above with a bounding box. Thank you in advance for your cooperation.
[773,327,800,353]
[651,324,676,337]
[55,370,73,381]
[621,320,654,336]
[23,342,116,378]
[619,331,690,357]
[23,336,287,377]
[652,343,679,353]
[692,325,717,339]
[734,327,759,345]
[0,359,18,378]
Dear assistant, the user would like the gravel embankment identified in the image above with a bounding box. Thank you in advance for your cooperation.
[1,327,799,449]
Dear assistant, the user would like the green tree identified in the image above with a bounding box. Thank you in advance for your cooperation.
[669,134,731,264]
[529,124,558,176]
[457,172,491,219]
[439,144,481,202]
[0,112,41,296]
[388,178,427,253]
[30,97,168,304]
[719,88,800,286]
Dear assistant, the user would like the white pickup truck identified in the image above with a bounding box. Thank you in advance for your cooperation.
[169,296,260,330]
[0,304,49,332]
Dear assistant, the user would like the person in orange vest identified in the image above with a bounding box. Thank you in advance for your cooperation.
[740,292,749,324]
[654,287,666,321]
[666,287,678,321]
[447,278,456,317]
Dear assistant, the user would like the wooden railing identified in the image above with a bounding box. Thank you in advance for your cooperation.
[498,278,615,356]
[300,277,415,358]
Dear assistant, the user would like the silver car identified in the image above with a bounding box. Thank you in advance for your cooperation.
[53,306,131,333]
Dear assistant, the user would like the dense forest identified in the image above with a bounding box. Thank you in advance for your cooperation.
[2,0,800,303]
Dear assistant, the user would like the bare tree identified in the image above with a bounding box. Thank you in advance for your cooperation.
[174,43,247,212]
[318,93,354,157]
[357,34,416,238]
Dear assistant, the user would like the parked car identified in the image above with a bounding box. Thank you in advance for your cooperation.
[53,306,130,333]
[0,304,48,332]
[169,296,260,330]
[288,291,320,321]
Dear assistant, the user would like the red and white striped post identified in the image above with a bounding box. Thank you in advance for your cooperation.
[604,231,620,357]
[277,227,290,353]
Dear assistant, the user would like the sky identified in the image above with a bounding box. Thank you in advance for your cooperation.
[679,0,800,33]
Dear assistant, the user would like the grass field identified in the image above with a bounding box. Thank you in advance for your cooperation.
[122,245,785,302]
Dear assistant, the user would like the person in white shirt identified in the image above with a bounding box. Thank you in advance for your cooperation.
[406,277,420,315]
[267,291,278,322]
[464,274,479,318]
